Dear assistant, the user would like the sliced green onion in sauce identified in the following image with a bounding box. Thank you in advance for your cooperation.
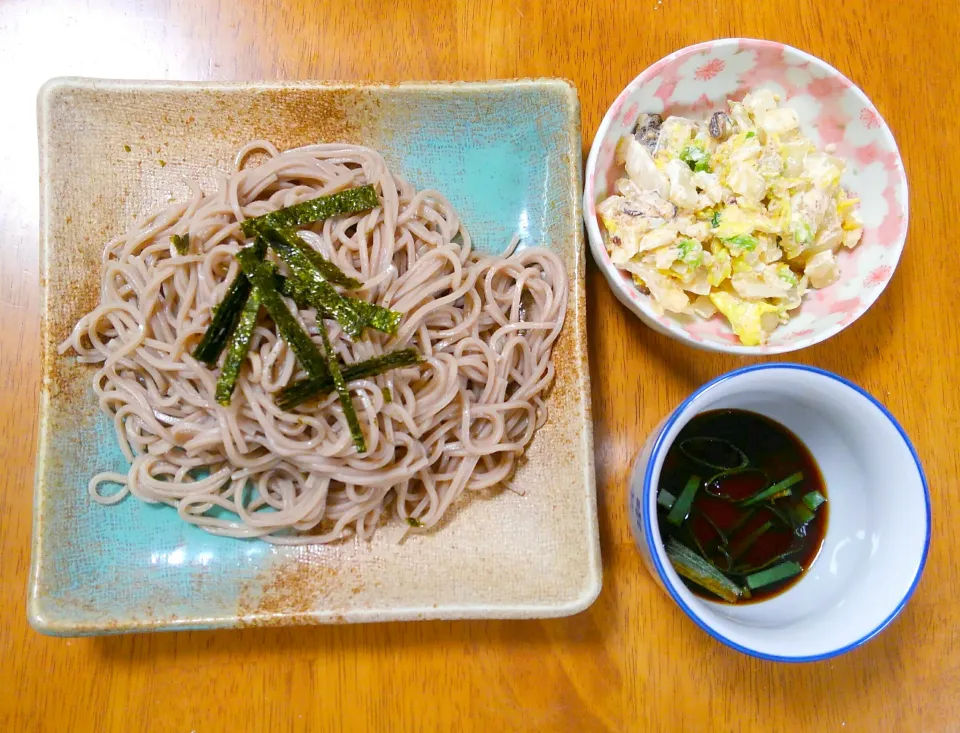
[658,410,828,604]
[666,538,745,603]
[657,489,677,510]
[729,520,773,562]
[745,561,802,591]
[741,471,803,507]
[802,490,827,512]
[666,475,701,526]
[679,436,749,470]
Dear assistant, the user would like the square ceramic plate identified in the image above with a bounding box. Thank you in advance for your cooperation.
[30,78,600,634]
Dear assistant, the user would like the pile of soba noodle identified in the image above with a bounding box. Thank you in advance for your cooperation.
[60,142,567,543]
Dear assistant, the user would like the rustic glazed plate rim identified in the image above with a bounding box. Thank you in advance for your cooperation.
[30,77,600,634]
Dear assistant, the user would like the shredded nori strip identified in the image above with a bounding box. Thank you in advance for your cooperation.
[192,240,266,365]
[194,224,411,453]
[171,233,189,255]
[275,271,400,339]
[276,349,422,410]
[214,288,261,406]
[351,297,402,335]
[239,185,380,237]
[267,227,361,289]
[267,233,364,337]
[274,272,312,305]
[316,318,366,453]
[192,274,252,365]
[236,250,329,381]
[266,229,400,338]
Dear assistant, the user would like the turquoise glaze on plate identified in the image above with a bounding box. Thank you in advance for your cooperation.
[376,90,561,255]
[31,79,599,634]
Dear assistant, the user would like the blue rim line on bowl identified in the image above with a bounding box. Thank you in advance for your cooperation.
[583,37,911,355]
[641,363,931,662]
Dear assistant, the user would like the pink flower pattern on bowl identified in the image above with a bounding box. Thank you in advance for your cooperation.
[583,39,909,354]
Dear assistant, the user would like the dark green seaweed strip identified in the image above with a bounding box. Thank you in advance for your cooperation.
[745,561,802,591]
[239,185,380,237]
[267,229,399,333]
[350,297,402,335]
[193,241,266,364]
[274,272,295,299]
[236,250,329,381]
[266,230,400,338]
[214,288,261,406]
[266,233,364,337]
[250,236,268,260]
[274,272,314,306]
[273,272,317,307]
[276,349,422,410]
[317,320,366,452]
[171,233,189,255]
[268,227,361,289]
[268,235,399,335]
[193,274,252,365]
[275,270,400,340]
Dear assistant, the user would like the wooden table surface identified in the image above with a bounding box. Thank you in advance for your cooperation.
[2,1,958,730]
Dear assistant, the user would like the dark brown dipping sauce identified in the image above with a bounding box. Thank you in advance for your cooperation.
[658,409,828,604]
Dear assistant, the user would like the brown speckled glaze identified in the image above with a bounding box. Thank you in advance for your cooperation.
[32,78,599,634]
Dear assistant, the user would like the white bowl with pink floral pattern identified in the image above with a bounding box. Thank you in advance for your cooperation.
[583,38,909,354]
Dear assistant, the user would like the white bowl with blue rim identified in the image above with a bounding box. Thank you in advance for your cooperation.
[627,364,930,661]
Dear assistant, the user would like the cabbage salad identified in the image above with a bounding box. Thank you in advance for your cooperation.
[597,90,863,345]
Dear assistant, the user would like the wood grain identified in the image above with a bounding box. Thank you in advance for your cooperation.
[2,0,958,730]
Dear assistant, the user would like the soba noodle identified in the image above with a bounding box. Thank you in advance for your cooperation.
[59,142,567,543]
